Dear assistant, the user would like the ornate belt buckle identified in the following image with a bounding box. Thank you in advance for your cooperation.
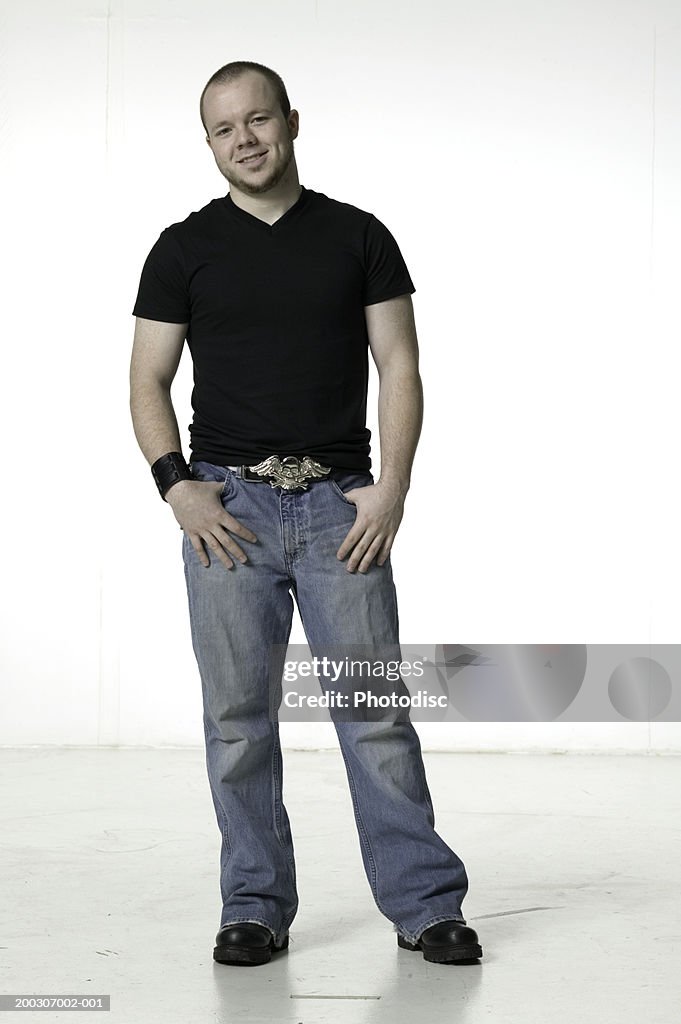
[248,455,331,491]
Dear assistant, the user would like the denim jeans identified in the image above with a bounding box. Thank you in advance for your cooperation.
[182,460,469,945]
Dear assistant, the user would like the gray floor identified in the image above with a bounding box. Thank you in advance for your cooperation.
[1,747,678,1023]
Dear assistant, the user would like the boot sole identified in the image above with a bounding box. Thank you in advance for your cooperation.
[213,934,289,966]
[398,934,482,963]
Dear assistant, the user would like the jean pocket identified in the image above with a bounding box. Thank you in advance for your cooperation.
[190,460,235,500]
[329,471,374,505]
[220,471,237,502]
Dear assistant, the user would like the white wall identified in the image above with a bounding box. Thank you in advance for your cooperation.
[1,0,679,750]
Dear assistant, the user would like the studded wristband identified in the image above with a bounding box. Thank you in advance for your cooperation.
[151,451,192,501]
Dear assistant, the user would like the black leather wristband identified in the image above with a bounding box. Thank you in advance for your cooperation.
[151,451,192,501]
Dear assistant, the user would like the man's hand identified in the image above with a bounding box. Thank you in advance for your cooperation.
[166,480,258,570]
[336,481,406,574]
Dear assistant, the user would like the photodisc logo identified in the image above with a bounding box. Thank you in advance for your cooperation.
[271,644,680,722]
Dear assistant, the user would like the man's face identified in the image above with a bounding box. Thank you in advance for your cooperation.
[203,71,298,195]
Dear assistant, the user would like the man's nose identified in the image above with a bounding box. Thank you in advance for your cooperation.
[235,125,258,148]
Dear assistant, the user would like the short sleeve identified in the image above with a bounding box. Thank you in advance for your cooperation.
[131,228,190,323]
[362,214,416,307]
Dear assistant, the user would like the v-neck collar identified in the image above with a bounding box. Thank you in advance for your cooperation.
[222,185,311,234]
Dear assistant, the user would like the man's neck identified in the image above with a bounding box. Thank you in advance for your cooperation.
[228,176,302,226]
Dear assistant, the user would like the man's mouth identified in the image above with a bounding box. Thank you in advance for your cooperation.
[238,151,267,165]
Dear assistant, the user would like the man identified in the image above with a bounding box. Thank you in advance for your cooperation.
[129,60,482,967]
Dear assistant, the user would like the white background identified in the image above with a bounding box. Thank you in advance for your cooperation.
[0,0,679,751]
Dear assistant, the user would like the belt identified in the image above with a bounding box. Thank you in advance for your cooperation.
[226,455,334,492]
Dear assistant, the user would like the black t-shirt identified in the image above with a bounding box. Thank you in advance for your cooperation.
[131,185,415,470]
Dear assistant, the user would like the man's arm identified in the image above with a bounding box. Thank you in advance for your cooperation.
[366,292,423,496]
[129,316,257,570]
[335,293,423,573]
[129,316,187,463]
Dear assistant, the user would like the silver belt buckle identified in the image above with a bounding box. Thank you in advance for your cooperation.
[249,455,331,491]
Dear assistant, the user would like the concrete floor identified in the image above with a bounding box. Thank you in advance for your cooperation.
[1,747,679,1024]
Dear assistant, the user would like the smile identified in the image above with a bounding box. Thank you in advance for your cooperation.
[238,152,267,166]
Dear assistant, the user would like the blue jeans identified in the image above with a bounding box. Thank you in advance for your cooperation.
[182,460,469,945]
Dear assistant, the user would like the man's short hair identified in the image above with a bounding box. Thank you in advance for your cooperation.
[200,61,291,135]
